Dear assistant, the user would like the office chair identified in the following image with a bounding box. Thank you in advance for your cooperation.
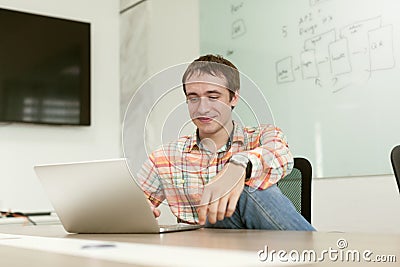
[277,157,312,223]
[390,145,400,193]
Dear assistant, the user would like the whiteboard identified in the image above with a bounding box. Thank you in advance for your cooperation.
[200,0,400,178]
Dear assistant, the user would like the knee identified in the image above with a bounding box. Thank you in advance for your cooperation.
[241,184,293,208]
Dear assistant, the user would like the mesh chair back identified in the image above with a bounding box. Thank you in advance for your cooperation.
[390,145,400,193]
[277,157,312,223]
[277,168,302,212]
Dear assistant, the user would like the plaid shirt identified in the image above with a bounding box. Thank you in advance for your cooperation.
[137,121,293,224]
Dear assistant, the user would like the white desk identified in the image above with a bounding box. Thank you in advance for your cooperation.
[0,224,399,266]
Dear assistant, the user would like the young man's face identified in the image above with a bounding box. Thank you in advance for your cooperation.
[185,73,239,140]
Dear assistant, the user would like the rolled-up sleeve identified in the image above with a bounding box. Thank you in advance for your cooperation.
[136,154,165,207]
[240,126,293,190]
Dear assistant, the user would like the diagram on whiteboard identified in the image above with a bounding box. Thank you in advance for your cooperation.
[276,15,395,93]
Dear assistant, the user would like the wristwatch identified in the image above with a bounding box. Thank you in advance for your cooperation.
[229,154,252,180]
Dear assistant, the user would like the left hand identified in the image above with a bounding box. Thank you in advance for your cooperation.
[197,162,246,225]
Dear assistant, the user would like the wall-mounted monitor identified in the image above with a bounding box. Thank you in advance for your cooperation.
[0,8,90,126]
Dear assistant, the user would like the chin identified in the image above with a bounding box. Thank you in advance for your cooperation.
[199,125,221,136]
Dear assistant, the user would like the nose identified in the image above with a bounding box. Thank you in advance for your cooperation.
[197,97,211,114]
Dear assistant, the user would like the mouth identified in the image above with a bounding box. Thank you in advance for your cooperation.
[196,116,214,123]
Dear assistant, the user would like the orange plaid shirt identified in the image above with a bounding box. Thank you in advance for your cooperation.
[137,121,293,223]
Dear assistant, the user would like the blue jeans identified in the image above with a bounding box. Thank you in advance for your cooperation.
[205,185,316,231]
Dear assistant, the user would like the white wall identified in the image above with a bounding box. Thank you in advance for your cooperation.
[147,0,200,74]
[313,175,400,234]
[0,0,120,211]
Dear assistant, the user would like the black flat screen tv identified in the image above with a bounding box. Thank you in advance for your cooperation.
[0,8,90,125]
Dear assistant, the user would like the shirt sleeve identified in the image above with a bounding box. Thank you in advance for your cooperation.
[136,154,166,207]
[240,125,294,190]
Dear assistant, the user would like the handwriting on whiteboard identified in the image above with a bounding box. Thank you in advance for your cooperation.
[276,15,395,93]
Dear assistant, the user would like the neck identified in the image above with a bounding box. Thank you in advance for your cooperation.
[199,120,234,152]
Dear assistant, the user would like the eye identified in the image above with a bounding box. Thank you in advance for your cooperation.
[209,96,219,101]
[187,97,200,104]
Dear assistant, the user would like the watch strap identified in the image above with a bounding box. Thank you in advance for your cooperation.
[245,160,252,181]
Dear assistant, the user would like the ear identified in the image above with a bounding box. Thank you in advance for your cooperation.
[230,91,240,108]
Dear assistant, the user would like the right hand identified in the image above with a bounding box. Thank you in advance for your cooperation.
[197,162,246,225]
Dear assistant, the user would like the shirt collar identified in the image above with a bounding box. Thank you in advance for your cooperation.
[183,120,245,153]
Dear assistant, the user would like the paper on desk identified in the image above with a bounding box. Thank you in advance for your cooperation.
[0,233,304,267]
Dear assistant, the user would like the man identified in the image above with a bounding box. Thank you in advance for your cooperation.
[137,54,315,230]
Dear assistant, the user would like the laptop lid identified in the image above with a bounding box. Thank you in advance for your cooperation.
[34,158,165,234]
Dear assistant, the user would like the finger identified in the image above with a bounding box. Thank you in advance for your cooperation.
[197,189,211,224]
[147,199,161,218]
[207,199,219,224]
[152,207,161,218]
[217,195,229,221]
[199,188,212,206]
[198,187,213,225]
[197,205,208,225]
[225,191,241,218]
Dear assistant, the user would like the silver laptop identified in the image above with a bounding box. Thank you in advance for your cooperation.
[34,158,201,234]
